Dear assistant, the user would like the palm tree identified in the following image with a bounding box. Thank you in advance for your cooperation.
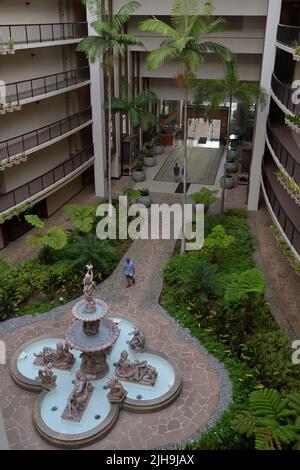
[107,78,158,161]
[193,55,268,213]
[139,0,231,254]
[78,0,143,213]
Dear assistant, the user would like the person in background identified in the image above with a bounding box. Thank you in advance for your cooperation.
[173,162,180,182]
[124,258,135,288]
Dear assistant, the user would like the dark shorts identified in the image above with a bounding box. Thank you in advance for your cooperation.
[126,275,134,280]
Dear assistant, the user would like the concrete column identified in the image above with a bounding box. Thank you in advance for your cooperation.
[248,0,282,211]
[87,6,106,197]
[111,54,121,178]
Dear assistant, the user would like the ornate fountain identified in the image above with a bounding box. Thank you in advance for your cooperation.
[66,264,120,379]
[10,265,182,448]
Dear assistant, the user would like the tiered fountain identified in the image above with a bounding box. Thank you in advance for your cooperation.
[10,265,181,448]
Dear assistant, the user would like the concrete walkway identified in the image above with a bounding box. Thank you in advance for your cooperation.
[0,196,231,449]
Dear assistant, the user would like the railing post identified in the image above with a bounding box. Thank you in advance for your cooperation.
[39,24,42,43]
[25,25,29,44]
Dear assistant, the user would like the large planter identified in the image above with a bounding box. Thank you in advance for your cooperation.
[161,134,173,146]
[143,156,156,167]
[227,149,238,162]
[226,161,238,174]
[136,195,152,207]
[132,169,146,182]
[220,175,235,189]
[153,144,165,155]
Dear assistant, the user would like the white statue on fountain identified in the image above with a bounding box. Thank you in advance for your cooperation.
[83,264,96,313]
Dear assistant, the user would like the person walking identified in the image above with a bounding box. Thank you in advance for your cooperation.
[124,258,135,288]
[173,162,180,182]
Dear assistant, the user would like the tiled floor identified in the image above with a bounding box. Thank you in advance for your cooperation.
[0,207,227,449]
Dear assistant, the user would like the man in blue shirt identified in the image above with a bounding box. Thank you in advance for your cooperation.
[124,258,135,288]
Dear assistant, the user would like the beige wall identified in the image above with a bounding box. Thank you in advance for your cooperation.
[0,0,61,23]
[0,94,68,141]
[3,139,69,191]
[113,0,269,16]
[0,47,64,84]
[140,53,262,81]
[46,174,82,216]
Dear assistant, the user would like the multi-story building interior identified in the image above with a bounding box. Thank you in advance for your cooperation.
[0,0,300,266]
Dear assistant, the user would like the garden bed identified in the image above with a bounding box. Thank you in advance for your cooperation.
[161,209,300,450]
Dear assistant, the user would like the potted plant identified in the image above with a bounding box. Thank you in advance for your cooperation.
[153,135,165,155]
[136,188,152,207]
[226,160,238,173]
[220,174,235,189]
[190,187,218,214]
[132,160,146,182]
[7,37,15,54]
[0,41,7,55]
[285,114,300,133]
[6,101,14,113]
[122,187,141,206]
[293,43,300,62]
[14,101,21,111]
[0,101,5,115]
[143,149,156,167]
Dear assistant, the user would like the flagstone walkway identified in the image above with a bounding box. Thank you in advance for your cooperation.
[0,208,231,450]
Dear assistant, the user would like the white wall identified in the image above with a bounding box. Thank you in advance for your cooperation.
[3,139,69,191]
[0,94,68,141]
[113,0,269,16]
[0,0,61,23]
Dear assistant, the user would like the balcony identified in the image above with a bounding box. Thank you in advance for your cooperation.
[271,73,300,116]
[277,24,300,51]
[0,145,94,215]
[0,108,92,166]
[266,119,300,183]
[0,23,87,50]
[262,160,300,257]
[3,67,90,106]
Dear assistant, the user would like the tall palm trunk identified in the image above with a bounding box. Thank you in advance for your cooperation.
[107,70,113,216]
[220,91,232,214]
[180,85,188,255]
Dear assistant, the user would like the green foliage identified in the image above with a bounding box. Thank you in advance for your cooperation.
[232,389,300,450]
[133,160,144,171]
[203,225,234,262]
[64,204,96,233]
[123,188,141,203]
[190,187,218,205]
[25,214,44,229]
[271,225,300,274]
[25,214,68,260]
[223,268,265,305]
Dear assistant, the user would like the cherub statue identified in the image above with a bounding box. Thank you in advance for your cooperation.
[34,341,75,371]
[83,264,96,313]
[103,376,127,403]
[127,328,145,353]
[38,363,57,390]
[64,370,94,421]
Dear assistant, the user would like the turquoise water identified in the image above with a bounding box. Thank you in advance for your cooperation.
[16,318,175,435]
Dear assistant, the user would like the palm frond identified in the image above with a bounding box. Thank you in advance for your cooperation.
[114,1,141,29]
[146,46,177,71]
[91,19,111,36]
[117,33,144,48]
[76,36,106,63]
[199,17,226,37]
[191,41,232,61]
[138,18,177,38]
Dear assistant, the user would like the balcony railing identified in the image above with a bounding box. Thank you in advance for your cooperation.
[0,22,87,46]
[271,73,300,115]
[277,24,300,48]
[0,108,92,162]
[262,164,300,257]
[0,145,94,214]
[5,66,90,103]
[266,120,300,183]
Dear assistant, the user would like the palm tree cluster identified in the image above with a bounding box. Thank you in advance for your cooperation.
[78,0,266,253]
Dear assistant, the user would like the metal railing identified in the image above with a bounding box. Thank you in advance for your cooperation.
[266,120,300,183]
[0,108,92,161]
[277,24,300,48]
[271,73,300,115]
[0,145,94,214]
[5,66,90,103]
[0,22,87,45]
[262,164,300,256]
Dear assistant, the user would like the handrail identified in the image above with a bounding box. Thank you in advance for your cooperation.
[277,24,300,48]
[0,22,87,45]
[271,73,300,115]
[0,145,94,214]
[262,164,300,256]
[0,108,92,161]
[266,120,300,183]
[4,66,90,102]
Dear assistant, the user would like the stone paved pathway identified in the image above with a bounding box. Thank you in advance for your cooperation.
[0,195,231,450]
